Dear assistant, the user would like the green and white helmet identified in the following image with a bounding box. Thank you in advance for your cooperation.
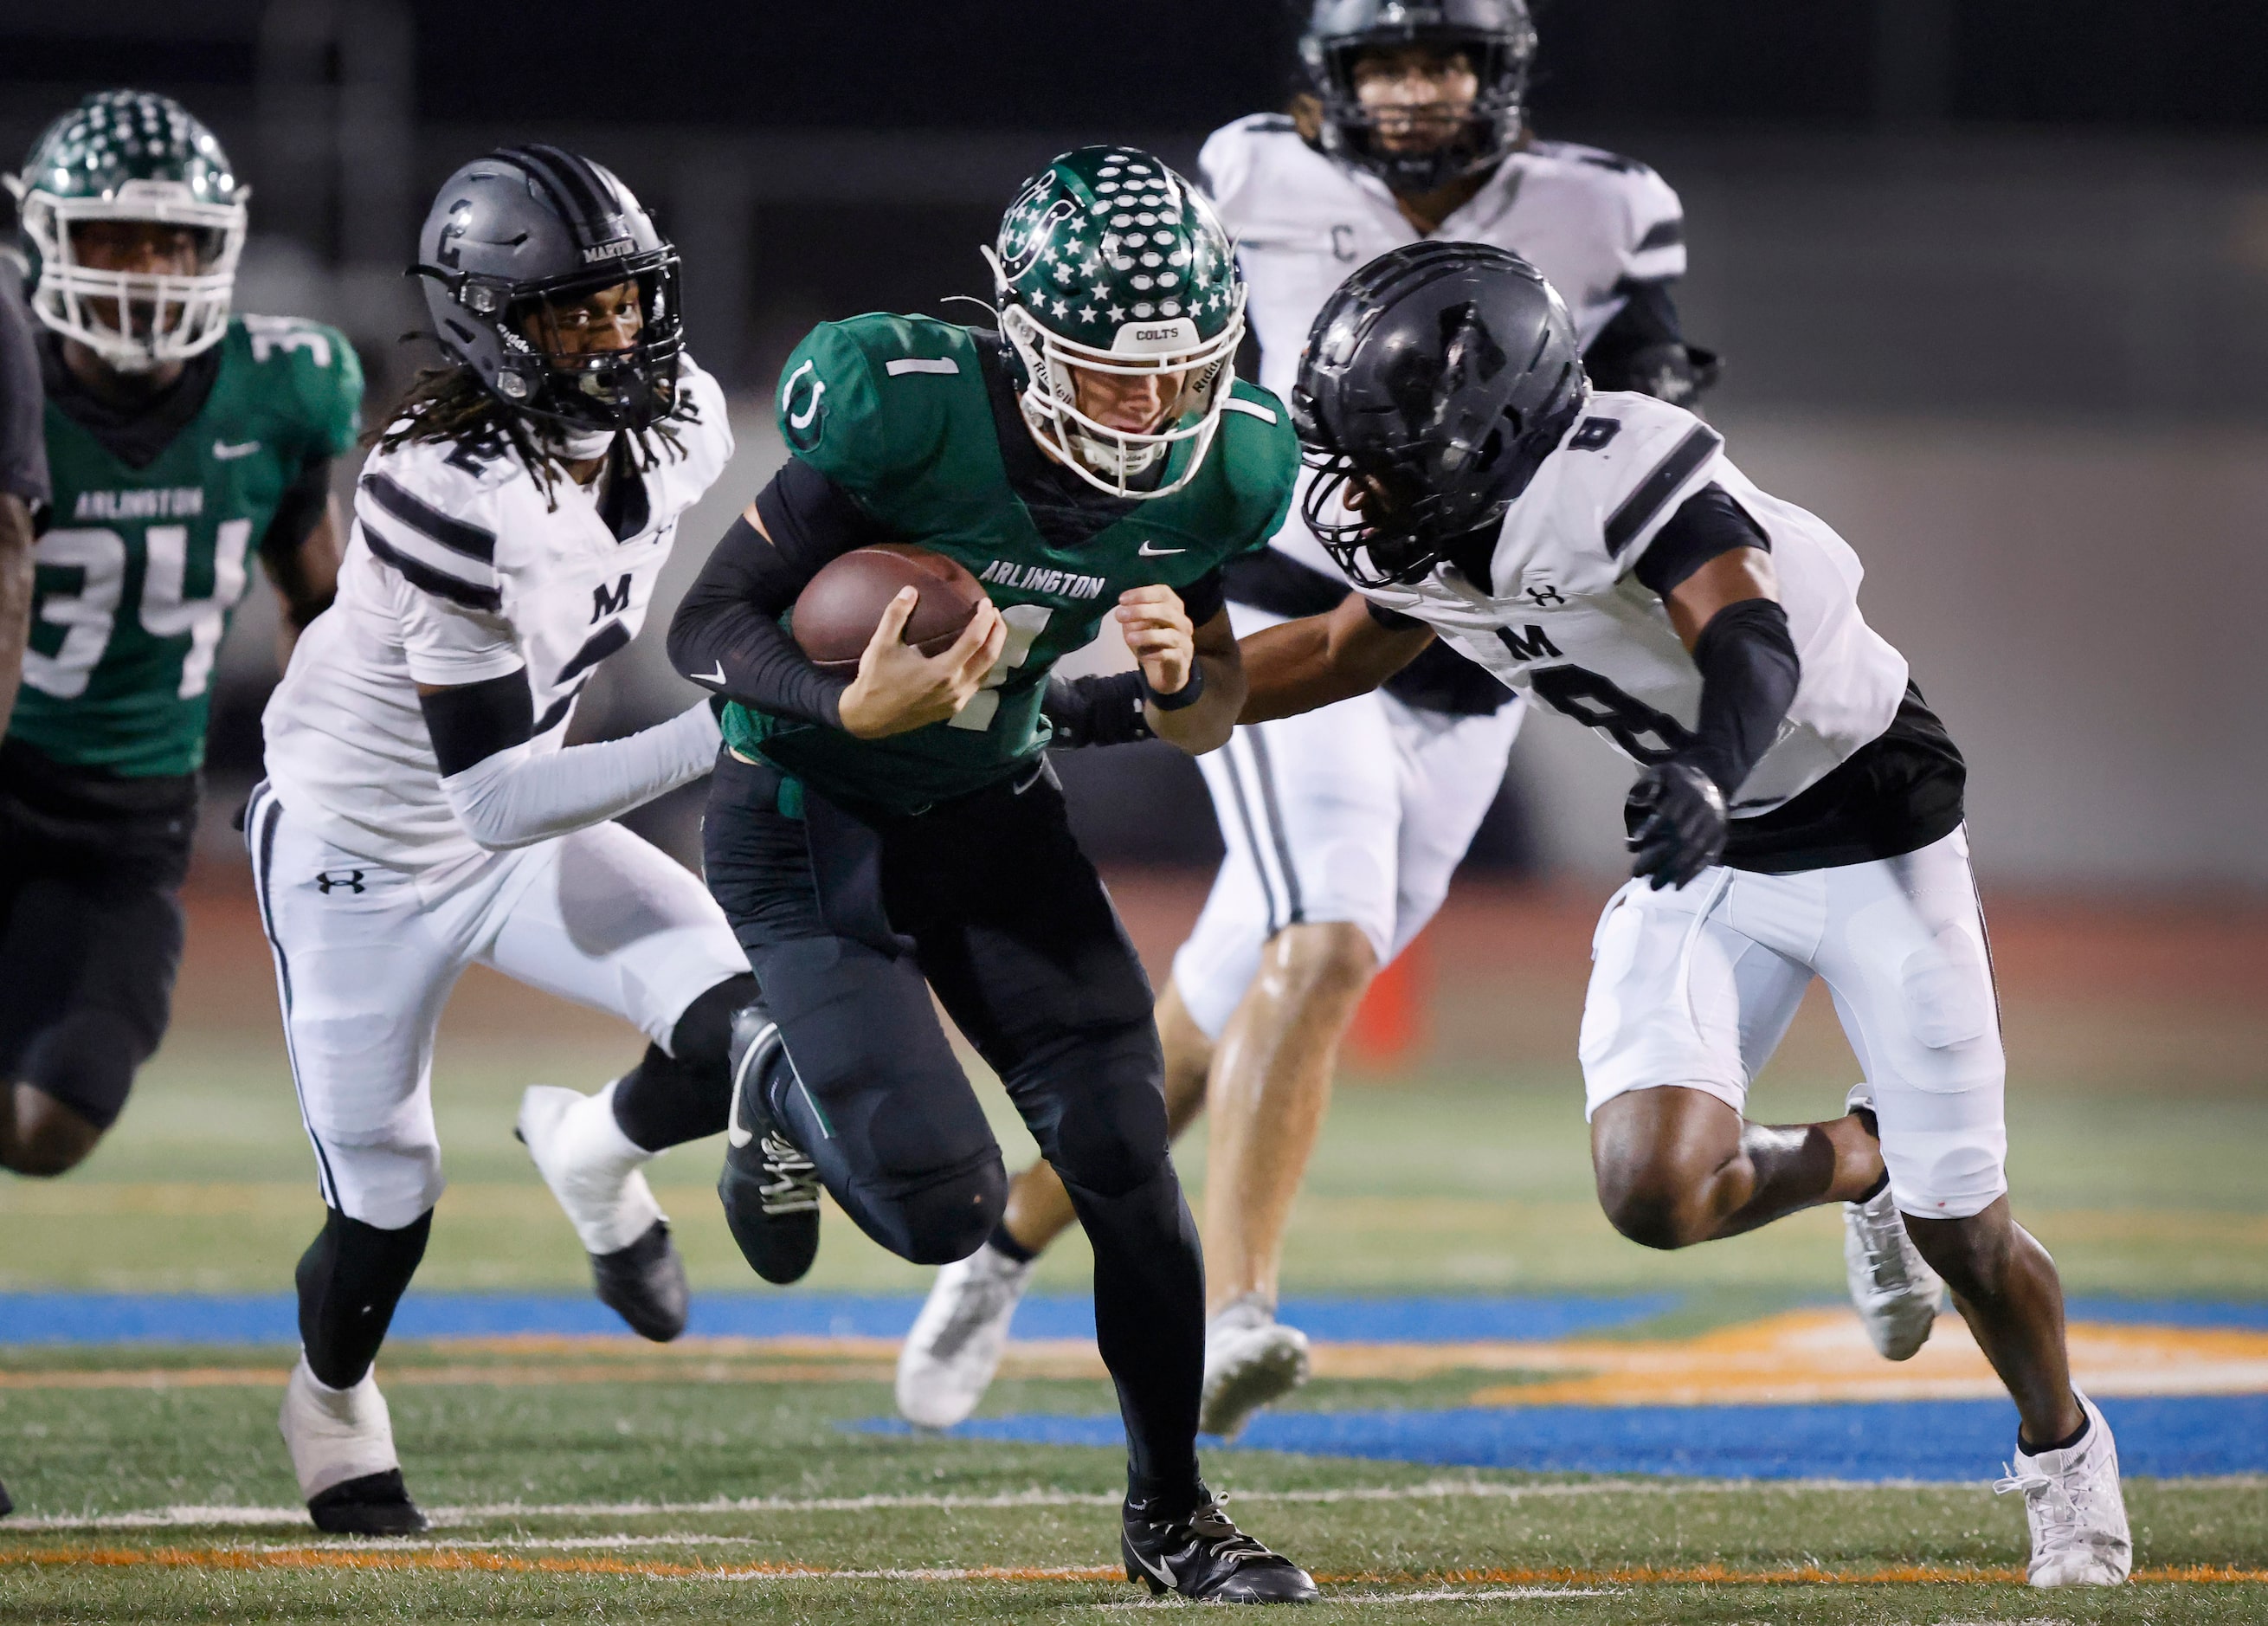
[4,90,248,371]
[983,145,1246,500]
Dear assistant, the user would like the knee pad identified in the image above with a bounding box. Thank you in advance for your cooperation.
[16,1013,146,1132]
[1031,1023,1170,1200]
[296,1207,432,1390]
[839,1146,1006,1266]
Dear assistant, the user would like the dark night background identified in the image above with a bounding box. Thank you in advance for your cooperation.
[6,1,2265,884]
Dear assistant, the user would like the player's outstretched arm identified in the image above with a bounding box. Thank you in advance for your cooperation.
[1235,591,1434,724]
[1114,586,1244,756]
[418,674,723,851]
[0,493,32,736]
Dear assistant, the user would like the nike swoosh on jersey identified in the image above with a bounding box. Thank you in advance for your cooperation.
[212,440,262,460]
[1137,542,1186,556]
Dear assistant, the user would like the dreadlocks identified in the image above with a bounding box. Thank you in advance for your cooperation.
[375,365,692,509]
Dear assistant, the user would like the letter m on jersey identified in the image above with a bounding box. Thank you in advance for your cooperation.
[1496,624,1562,661]
[591,574,633,622]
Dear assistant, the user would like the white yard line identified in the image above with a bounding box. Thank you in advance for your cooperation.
[15,1472,2256,1532]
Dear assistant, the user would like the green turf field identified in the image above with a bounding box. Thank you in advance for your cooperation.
[3,883,2263,1620]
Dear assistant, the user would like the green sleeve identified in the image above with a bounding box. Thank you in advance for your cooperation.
[774,316,954,498]
[252,318,363,463]
[1227,379,1299,553]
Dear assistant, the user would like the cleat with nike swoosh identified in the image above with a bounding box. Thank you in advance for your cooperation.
[718,1004,822,1286]
[1122,1488,1317,1603]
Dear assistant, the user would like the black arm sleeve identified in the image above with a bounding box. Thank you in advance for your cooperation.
[1584,278,1719,405]
[1635,484,1769,597]
[260,455,333,568]
[420,668,535,777]
[666,457,889,729]
[1682,597,1801,800]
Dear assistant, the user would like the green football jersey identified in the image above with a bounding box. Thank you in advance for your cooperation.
[12,314,362,777]
[722,313,1298,816]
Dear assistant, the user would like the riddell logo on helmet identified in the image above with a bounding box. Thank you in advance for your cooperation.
[581,238,635,264]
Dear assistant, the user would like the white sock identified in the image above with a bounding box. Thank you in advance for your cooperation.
[538,1080,665,1255]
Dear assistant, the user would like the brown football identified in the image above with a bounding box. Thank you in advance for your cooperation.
[791,544,986,674]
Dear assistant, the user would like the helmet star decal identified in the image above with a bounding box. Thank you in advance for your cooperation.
[981,146,1248,500]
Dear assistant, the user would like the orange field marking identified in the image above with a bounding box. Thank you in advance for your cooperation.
[3,1545,2264,1587]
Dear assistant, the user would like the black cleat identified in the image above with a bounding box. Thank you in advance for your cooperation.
[718,1006,822,1286]
[1122,1489,1318,1603]
[307,1468,428,1537]
[591,1218,690,1342]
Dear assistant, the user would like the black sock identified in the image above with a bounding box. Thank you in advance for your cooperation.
[1063,1165,1206,1509]
[1856,1171,1890,1203]
[2019,1406,2091,1456]
[610,975,755,1152]
[296,1207,432,1390]
[987,1219,1038,1264]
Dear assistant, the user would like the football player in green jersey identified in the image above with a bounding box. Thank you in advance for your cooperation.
[0,91,360,1178]
[666,148,1315,1603]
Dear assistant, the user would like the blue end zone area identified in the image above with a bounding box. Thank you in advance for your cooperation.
[0,1291,1681,1345]
[857,1392,2268,1482]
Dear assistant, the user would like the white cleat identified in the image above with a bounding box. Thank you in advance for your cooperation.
[517,1081,686,1342]
[1995,1390,2133,1586]
[1842,1084,1944,1361]
[895,1242,1034,1429]
[279,1356,427,1535]
[1198,1294,1310,1440]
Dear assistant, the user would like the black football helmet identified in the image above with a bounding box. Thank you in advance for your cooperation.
[1292,241,1586,587]
[1299,0,1537,197]
[409,145,682,435]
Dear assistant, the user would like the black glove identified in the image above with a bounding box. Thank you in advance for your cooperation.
[1625,759,1728,890]
[1041,672,1151,749]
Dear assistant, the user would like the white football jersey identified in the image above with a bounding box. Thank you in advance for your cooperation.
[1354,392,1910,817]
[262,362,733,876]
[1199,113,1685,583]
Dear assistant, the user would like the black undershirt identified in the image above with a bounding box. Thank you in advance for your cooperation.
[669,329,1226,727]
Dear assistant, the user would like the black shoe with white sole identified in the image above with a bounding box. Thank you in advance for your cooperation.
[590,1218,690,1342]
[1122,1489,1318,1603]
[308,1468,428,1536]
[718,1005,822,1286]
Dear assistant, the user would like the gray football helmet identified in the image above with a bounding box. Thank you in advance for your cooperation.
[1299,0,1537,197]
[409,145,682,434]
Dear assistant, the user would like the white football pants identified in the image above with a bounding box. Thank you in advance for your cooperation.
[1579,824,2008,1220]
[244,781,748,1229]
[1170,606,1525,1040]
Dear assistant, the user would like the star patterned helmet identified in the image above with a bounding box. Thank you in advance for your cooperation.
[5,90,248,371]
[982,146,1246,500]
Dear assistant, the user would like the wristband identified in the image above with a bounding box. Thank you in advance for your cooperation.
[1140,659,1207,713]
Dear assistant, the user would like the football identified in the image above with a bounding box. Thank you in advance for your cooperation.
[790,544,986,674]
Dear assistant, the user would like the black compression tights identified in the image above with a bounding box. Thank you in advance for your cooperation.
[609,974,755,1152]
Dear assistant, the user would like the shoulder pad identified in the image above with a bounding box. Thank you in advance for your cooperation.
[352,439,512,614]
[234,314,364,458]
[1544,393,1724,570]
[776,314,970,493]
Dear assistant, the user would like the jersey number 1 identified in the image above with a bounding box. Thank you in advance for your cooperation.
[948,603,1053,732]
